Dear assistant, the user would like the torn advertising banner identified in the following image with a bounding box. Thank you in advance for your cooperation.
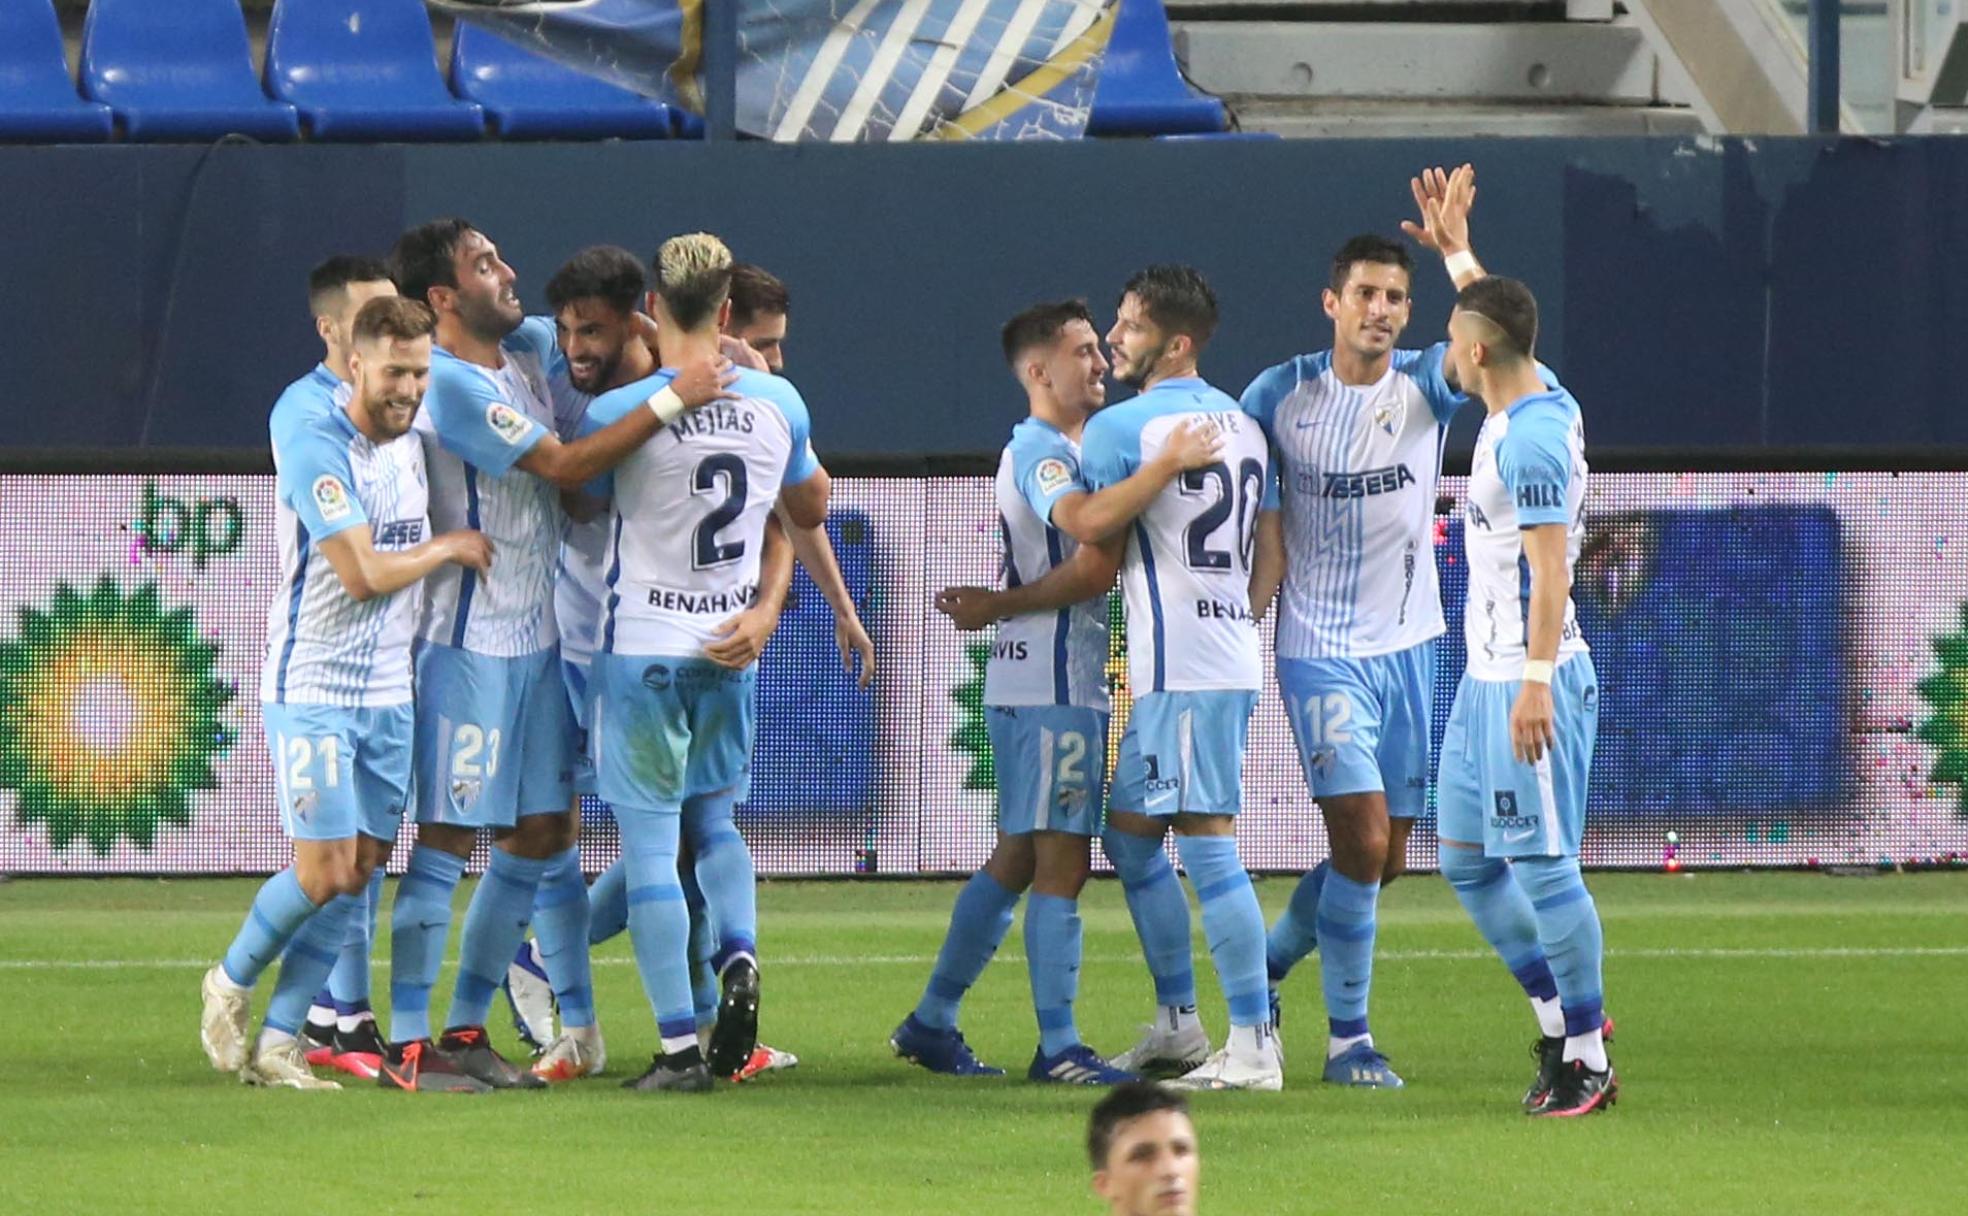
[430,0,1118,141]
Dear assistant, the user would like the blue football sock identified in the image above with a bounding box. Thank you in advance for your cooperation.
[327,865,385,1010]
[1025,892,1083,1056]
[1102,829,1196,1009]
[1315,870,1381,1040]
[588,854,628,945]
[533,845,595,1030]
[387,845,467,1043]
[912,871,1019,1031]
[1513,855,1606,1040]
[617,802,698,1052]
[1439,848,1556,1001]
[1266,859,1328,982]
[445,848,548,1032]
[683,789,756,971]
[683,861,718,1029]
[263,893,357,1035]
[221,867,320,989]
[1174,835,1269,1029]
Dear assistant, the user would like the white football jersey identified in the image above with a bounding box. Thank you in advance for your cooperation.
[1080,377,1272,694]
[584,366,820,657]
[1462,387,1591,682]
[1241,346,1463,660]
[261,407,429,707]
[983,418,1110,710]
[413,328,564,657]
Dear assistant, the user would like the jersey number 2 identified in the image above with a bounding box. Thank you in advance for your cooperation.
[693,453,749,569]
[1181,458,1265,571]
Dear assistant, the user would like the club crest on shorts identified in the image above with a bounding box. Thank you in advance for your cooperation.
[1035,457,1073,496]
[291,789,319,822]
[486,402,531,445]
[450,777,482,812]
[312,475,352,522]
[1310,744,1337,776]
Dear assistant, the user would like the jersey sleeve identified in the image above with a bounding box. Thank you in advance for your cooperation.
[510,316,559,363]
[1395,344,1469,425]
[769,379,822,488]
[1261,444,1282,511]
[1012,432,1087,525]
[279,428,368,542]
[423,359,549,477]
[1238,360,1297,440]
[1078,413,1139,491]
[1497,404,1574,528]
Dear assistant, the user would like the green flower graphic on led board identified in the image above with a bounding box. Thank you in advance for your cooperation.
[1917,601,1968,819]
[0,578,235,854]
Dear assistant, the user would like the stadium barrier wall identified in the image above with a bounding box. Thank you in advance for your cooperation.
[4,455,1965,878]
[4,137,1968,455]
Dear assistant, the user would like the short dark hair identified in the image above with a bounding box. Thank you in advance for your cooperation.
[390,218,478,310]
[1000,299,1095,366]
[727,263,789,326]
[307,254,392,316]
[1120,265,1217,350]
[351,296,436,346]
[1329,234,1414,294]
[1087,1083,1191,1171]
[1455,276,1539,360]
[545,245,646,316]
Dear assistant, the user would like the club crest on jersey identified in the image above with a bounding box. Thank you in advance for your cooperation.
[486,402,531,446]
[1034,457,1074,496]
[1373,404,1396,437]
[312,475,352,522]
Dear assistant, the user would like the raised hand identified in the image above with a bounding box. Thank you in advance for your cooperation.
[1400,162,1476,257]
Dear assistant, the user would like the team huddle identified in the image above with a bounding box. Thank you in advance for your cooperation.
[196,163,1614,1115]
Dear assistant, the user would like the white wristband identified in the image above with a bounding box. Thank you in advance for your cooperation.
[1521,660,1555,685]
[645,386,685,425]
[1444,250,1479,281]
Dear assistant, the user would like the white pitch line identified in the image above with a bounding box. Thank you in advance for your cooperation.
[5,945,1966,971]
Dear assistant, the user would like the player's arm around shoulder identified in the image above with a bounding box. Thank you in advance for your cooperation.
[519,353,740,489]
[1051,416,1221,546]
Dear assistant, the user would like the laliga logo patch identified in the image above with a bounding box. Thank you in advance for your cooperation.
[1035,457,1073,496]
[312,475,352,522]
[450,777,482,812]
[486,402,531,446]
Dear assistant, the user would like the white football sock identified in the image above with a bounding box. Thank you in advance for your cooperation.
[1531,995,1566,1039]
[1561,1026,1608,1072]
[1327,1032,1372,1060]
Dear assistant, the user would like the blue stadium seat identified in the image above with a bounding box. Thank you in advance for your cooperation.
[79,0,299,142]
[1086,0,1225,137]
[266,0,484,141]
[450,23,671,141]
[0,0,112,142]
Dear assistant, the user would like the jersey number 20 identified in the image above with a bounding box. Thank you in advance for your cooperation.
[1180,458,1265,571]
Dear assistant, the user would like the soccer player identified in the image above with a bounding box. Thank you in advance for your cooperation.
[1236,212,1494,1086]
[723,262,789,372]
[950,268,1285,1091]
[199,297,490,1089]
[1087,1082,1201,1216]
[579,232,831,1092]
[378,219,734,1093]
[893,300,1214,1084]
[1438,275,1613,1116]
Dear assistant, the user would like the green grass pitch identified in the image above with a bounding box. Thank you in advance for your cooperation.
[3,871,1965,1215]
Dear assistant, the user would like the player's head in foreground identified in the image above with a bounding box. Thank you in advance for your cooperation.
[1002,298,1108,421]
[1326,233,1414,363]
[649,232,735,341]
[724,262,790,371]
[309,254,397,380]
[345,296,436,442]
[390,217,522,345]
[1447,275,1540,412]
[1108,265,1217,392]
[547,244,649,394]
[1089,1082,1199,1216]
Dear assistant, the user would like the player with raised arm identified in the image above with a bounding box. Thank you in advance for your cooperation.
[376,219,734,1094]
[199,298,490,1089]
[580,232,831,1092]
[894,300,1215,1083]
[1438,275,1613,1117]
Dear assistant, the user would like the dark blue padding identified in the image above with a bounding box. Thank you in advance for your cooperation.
[450,23,671,141]
[1086,0,1224,137]
[79,0,298,142]
[1154,131,1280,142]
[266,0,484,142]
[0,0,113,142]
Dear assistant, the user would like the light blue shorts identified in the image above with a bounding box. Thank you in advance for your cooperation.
[412,643,574,829]
[592,654,758,809]
[262,702,412,843]
[986,704,1108,837]
[1437,655,1599,858]
[563,654,598,798]
[1110,690,1257,818]
[1278,640,1437,818]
